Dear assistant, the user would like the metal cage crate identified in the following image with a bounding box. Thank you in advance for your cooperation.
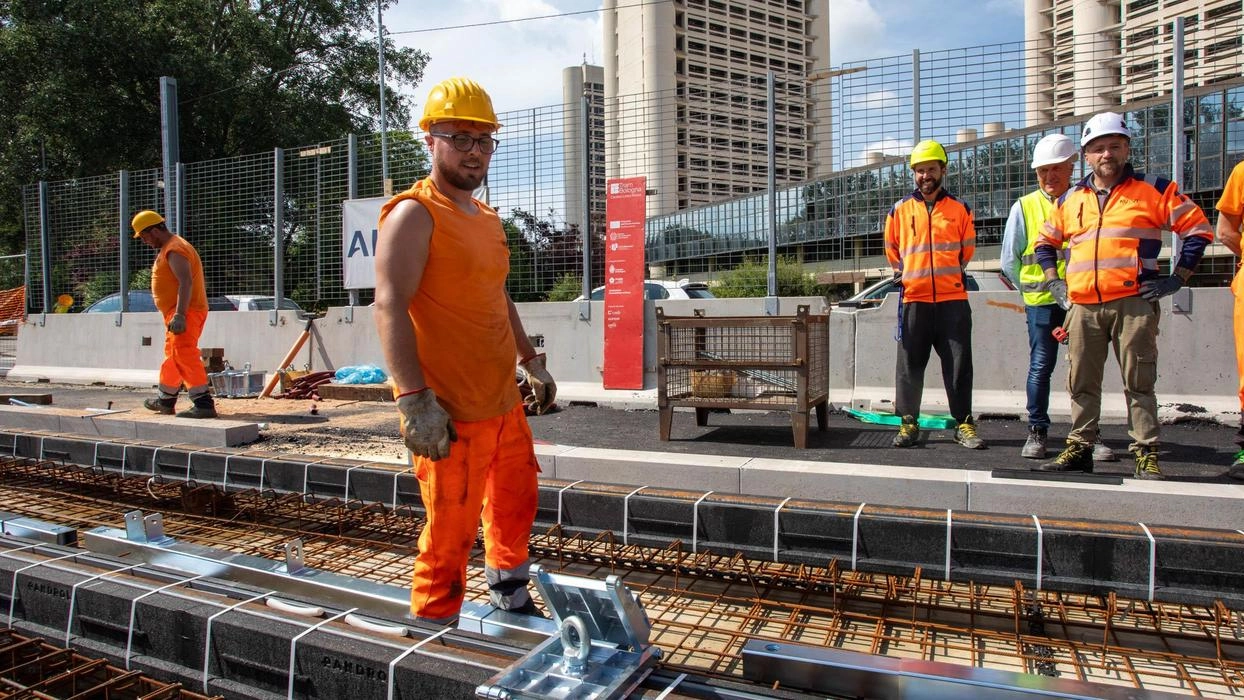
[656,305,829,448]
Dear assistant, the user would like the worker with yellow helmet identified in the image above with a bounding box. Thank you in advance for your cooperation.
[883,139,984,450]
[374,77,553,623]
[131,210,216,418]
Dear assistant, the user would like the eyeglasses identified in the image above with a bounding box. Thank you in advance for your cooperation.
[429,132,500,154]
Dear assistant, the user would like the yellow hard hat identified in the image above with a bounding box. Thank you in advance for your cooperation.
[909,140,948,168]
[419,77,501,132]
[131,210,165,238]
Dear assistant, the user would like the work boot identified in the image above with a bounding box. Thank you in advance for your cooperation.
[502,598,547,619]
[1034,440,1092,472]
[177,393,217,419]
[1093,441,1117,462]
[954,416,985,449]
[1021,426,1047,459]
[143,396,176,415]
[892,415,920,448]
[1229,451,1244,481]
[1131,446,1164,481]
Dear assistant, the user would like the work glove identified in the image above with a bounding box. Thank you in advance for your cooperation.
[397,389,458,461]
[1045,279,1071,311]
[1139,275,1183,301]
[168,313,187,334]
[520,353,557,415]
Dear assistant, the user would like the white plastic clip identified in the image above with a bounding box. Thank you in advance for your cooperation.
[654,672,688,700]
[557,480,585,527]
[773,497,792,562]
[622,486,645,546]
[851,502,867,570]
[203,591,275,694]
[1138,522,1156,602]
[126,574,204,669]
[1032,515,1044,591]
[391,467,414,510]
[66,563,142,646]
[692,491,714,554]
[944,509,953,581]
[287,608,357,699]
[8,551,79,624]
[386,628,451,700]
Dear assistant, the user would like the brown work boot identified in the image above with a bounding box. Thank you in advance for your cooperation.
[177,394,217,419]
[1131,446,1164,481]
[1033,440,1092,472]
[143,396,176,415]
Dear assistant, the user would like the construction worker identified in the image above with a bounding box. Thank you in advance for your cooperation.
[132,211,217,419]
[1034,112,1213,479]
[374,77,555,624]
[1216,157,1244,481]
[884,139,984,450]
[1001,134,1115,462]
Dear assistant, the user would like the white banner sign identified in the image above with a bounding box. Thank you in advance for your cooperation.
[341,197,388,290]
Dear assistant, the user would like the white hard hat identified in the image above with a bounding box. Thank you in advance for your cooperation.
[1031,134,1078,169]
[1080,112,1131,147]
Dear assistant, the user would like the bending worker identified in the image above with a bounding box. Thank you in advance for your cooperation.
[1034,112,1212,479]
[1216,157,1244,481]
[1001,134,1114,463]
[132,210,217,419]
[373,77,556,624]
[884,139,984,450]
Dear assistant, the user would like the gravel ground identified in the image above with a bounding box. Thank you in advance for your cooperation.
[3,380,1240,482]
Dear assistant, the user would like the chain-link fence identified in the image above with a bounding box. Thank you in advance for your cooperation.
[21,17,1244,310]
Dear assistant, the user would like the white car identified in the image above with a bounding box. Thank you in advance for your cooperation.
[836,272,1015,309]
[225,295,304,312]
[575,279,716,301]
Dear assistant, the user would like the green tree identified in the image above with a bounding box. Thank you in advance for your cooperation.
[0,0,429,254]
[714,256,817,298]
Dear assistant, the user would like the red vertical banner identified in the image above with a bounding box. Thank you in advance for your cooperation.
[602,176,647,389]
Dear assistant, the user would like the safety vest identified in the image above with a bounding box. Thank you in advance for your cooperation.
[1017,190,1065,306]
[151,235,208,315]
[1038,167,1213,305]
[883,190,975,303]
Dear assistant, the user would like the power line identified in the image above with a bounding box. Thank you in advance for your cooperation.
[385,0,672,37]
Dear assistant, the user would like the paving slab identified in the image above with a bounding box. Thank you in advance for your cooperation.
[0,404,259,447]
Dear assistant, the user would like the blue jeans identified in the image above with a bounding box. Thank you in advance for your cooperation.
[1025,303,1067,430]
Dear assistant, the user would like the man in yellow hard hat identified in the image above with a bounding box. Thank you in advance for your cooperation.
[883,139,983,450]
[131,210,217,418]
[374,77,554,624]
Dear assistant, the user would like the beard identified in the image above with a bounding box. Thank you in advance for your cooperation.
[917,175,942,195]
[441,166,485,191]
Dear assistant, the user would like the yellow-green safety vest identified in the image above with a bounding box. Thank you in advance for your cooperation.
[1018,190,1066,307]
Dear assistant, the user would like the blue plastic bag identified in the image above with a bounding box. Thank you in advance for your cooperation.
[334,365,388,384]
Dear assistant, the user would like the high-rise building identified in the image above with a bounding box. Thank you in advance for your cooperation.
[601,0,831,216]
[562,64,606,233]
[1025,0,1243,124]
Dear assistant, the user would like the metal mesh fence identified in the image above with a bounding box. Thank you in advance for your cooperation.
[20,16,1244,311]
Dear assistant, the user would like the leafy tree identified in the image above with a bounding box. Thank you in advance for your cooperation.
[0,0,429,256]
[505,207,604,300]
[545,273,583,302]
[714,256,818,298]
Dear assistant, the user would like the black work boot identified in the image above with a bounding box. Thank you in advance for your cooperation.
[177,393,217,419]
[143,396,176,415]
[1131,446,1164,481]
[1033,440,1092,472]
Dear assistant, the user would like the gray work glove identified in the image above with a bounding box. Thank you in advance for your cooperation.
[168,313,187,334]
[397,389,458,461]
[1139,275,1183,301]
[1045,279,1071,311]
[520,353,557,415]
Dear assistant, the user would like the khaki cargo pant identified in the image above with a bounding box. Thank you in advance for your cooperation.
[1064,295,1160,452]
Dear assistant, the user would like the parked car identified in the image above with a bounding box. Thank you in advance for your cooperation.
[225,295,304,312]
[574,279,716,301]
[836,272,1015,309]
[83,291,237,313]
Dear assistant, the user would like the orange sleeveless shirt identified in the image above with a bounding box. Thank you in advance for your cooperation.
[378,179,520,422]
[151,236,208,314]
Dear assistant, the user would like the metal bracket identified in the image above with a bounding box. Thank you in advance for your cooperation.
[123,510,167,544]
[343,305,354,324]
[284,539,305,574]
[475,565,661,699]
[269,309,279,327]
[113,311,123,327]
[1171,287,1192,314]
[577,299,590,321]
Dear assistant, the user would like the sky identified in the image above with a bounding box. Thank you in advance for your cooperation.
[384,0,1027,115]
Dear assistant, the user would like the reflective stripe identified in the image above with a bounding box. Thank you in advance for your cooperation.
[899,240,964,257]
[1177,221,1214,238]
[1020,281,1046,293]
[1066,256,1139,274]
[903,265,964,281]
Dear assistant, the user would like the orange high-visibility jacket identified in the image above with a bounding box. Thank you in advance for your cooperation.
[151,236,208,315]
[1035,166,1212,305]
[884,190,976,303]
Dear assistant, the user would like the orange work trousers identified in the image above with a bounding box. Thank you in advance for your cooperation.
[409,401,539,622]
[159,309,208,391]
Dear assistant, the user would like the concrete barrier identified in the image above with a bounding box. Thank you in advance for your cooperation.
[10,290,1237,421]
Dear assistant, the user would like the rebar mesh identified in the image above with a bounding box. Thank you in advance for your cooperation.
[19,17,1244,312]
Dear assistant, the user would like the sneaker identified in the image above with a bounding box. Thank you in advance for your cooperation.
[177,395,217,419]
[1131,447,1164,481]
[1093,441,1117,462]
[1034,440,1093,472]
[954,417,985,449]
[1229,451,1244,481]
[1021,427,1047,459]
[892,416,920,448]
[143,396,176,415]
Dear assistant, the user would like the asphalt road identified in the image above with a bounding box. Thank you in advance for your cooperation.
[5,380,1239,483]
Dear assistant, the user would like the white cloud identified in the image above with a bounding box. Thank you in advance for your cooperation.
[385,0,602,116]
[829,0,888,65]
[848,137,911,167]
[848,89,901,111]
